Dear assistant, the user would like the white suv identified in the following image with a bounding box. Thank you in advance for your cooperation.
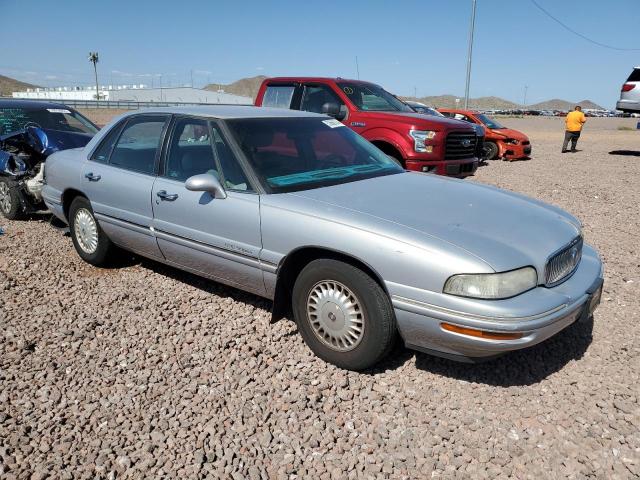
[617,67,640,113]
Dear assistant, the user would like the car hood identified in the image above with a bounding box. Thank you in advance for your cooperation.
[359,111,477,131]
[491,128,528,141]
[286,172,581,276]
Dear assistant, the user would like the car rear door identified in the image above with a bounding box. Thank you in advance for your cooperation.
[151,116,265,295]
[82,114,169,260]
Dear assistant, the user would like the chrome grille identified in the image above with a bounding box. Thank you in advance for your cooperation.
[545,237,583,286]
[445,131,478,160]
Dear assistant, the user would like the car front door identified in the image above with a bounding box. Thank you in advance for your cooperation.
[151,116,265,295]
[82,114,169,259]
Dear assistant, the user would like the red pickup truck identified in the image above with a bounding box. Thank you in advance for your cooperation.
[254,77,480,177]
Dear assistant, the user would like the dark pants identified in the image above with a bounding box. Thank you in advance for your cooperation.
[562,130,581,151]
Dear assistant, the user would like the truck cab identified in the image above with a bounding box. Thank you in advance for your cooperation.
[255,77,480,177]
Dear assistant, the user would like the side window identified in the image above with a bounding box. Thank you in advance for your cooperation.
[211,125,252,192]
[90,121,125,163]
[165,118,218,182]
[262,85,295,109]
[441,112,455,119]
[110,116,167,174]
[300,85,344,114]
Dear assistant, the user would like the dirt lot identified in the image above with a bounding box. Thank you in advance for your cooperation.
[1,116,639,479]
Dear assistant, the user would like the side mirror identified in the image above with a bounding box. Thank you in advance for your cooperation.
[322,102,346,121]
[185,173,227,199]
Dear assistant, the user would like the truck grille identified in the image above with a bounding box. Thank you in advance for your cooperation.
[545,237,583,286]
[445,132,478,160]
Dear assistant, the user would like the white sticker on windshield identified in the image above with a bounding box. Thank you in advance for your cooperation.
[322,119,344,128]
[47,108,71,114]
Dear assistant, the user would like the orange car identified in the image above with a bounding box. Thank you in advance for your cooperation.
[439,109,531,161]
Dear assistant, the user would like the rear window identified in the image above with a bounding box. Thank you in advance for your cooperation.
[626,68,640,82]
[262,85,295,109]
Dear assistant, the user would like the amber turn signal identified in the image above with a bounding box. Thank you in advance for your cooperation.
[440,323,523,340]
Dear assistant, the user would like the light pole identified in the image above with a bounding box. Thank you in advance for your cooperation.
[463,0,477,109]
[88,52,99,101]
[523,85,529,109]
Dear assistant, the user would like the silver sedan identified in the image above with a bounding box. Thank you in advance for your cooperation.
[42,106,603,370]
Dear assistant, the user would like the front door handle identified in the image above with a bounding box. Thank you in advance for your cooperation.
[85,172,101,182]
[156,190,179,201]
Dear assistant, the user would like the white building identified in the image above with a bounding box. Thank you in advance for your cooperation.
[12,85,252,104]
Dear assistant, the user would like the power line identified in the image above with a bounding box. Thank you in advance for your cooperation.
[530,0,640,51]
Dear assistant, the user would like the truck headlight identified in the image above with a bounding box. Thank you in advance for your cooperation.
[409,130,436,152]
[443,267,537,299]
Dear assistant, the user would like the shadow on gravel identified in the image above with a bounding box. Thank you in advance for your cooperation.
[137,257,271,311]
[609,150,640,157]
[411,315,594,387]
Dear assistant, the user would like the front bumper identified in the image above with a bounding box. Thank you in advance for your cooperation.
[389,244,603,361]
[503,143,532,159]
[406,158,479,178]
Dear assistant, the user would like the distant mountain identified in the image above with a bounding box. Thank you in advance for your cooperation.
[528,98,604,110]
[204,75,266,100]
[0,74,38,96]
[403,94,520,110]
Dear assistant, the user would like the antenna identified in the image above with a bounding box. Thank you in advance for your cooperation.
[355,56,360,80]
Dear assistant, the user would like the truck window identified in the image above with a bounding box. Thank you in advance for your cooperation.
[300,85,344,114]
[627,68,640,82]
[262,85,296,109]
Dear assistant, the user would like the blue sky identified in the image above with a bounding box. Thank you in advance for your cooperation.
[2,0,638,108]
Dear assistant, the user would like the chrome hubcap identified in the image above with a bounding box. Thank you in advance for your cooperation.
[0,182,11,214]
[74,208,99,254]
[307,280,364,352]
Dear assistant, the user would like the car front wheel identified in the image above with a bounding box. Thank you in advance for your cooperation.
[483,141,499,160]
[69,196,115,266]
[0,178,25,220]
[292,259,396,370]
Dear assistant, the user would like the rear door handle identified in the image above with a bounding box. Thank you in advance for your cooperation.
[156,190,179,201]
[84,172,101,182]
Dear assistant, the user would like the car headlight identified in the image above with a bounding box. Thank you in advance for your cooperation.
[504,138,520,145]
[409,130,436,152]
[443,267,537,299]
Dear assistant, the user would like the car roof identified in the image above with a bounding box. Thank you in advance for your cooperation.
[264,76,371,84]
[0,99,78,110]
[438,108,478,115]
[120,105,324,120]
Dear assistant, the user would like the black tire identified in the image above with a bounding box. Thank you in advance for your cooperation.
[388,155,404,168]
[0,178,25,220]
[68,196,115,266]
[292,259,396,371]
[483,141,499,160]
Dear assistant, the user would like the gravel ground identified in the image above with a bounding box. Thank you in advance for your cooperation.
[1,117,639,479]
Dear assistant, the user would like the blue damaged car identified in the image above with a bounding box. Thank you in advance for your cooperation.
[0,100,98,219]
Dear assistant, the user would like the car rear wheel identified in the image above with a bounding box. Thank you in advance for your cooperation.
[0,178,25,220]
[292,259,396,370]
[69,196,115,266]
[483,141,499,160]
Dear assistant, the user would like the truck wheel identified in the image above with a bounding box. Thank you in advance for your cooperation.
[69,196,115,266]
[483,142,499,160]
[292,259,396,371]
[0,178,25,220]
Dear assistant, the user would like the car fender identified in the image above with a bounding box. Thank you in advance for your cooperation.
[360,128,409,157]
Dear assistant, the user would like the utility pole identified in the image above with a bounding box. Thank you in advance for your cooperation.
[190,69,194,88]
[463,0,477,109]
[88,52,99,101]
[523,85,529,108]
[414,86,417,99]
[355,56,360,80]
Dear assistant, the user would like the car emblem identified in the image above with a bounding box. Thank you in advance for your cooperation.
[461,139,472,147]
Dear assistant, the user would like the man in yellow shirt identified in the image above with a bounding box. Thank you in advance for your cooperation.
[562,105,587,153]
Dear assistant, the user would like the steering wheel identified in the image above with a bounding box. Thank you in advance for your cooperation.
[318,154,347,169]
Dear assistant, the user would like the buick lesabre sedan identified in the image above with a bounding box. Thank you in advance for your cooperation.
[42,106,603,370]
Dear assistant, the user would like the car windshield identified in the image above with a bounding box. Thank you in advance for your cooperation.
[337,82,414,112]
[476,113,504,129]
[0,107,99,135]
[225,117,404,193]
[408,104,444,117]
